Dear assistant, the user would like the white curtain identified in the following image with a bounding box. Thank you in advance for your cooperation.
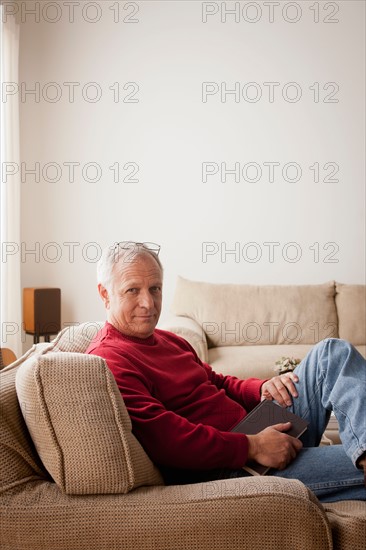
[0,3,22,357]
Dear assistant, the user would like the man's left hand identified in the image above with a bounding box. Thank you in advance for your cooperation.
[261,373,299,407]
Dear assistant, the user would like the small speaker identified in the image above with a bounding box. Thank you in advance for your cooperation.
[23,288,61,342]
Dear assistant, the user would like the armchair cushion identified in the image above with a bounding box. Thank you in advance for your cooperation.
[15,352,162,495]
[0,477,333,550]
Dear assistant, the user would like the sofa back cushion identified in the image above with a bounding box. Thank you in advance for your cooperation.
[15,351,163,495]
[171,277,338,347]
[336,284,366,345]
[51,321,104,353]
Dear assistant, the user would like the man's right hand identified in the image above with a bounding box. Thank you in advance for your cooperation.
[246,422,303,470]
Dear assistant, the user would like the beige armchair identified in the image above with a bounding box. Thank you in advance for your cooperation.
[0,323,365,550]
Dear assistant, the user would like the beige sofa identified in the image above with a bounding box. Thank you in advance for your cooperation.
[163,279,365,378]
[162,279,366,444]
[0,317,365,549]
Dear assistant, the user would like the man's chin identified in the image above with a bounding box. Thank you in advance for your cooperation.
[129,318,157,338]
[110,317,158,339]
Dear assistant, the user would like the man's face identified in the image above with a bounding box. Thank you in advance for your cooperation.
[99,253,163,339]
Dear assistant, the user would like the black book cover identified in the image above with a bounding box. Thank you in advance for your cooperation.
[231,399,309,475]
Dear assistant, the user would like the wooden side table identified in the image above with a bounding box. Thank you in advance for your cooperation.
[0,348,17,369]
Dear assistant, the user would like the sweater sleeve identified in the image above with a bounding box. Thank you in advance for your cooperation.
[91,346,249,471]
[203,362,265,412]
[174,334,265,412]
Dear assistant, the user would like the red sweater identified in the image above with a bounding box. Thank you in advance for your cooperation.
[86,322,264,471]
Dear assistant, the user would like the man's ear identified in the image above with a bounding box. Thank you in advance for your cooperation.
[98,284,110,309]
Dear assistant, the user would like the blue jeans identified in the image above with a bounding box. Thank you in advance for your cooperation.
[223,339,366,502]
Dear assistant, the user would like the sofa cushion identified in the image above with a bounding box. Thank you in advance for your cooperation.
[336,284,366,345]
[15,352,163,495]
[208,345,365,379]
[208,344,314,380]
[172,277,338,347]
[51,321,104,353]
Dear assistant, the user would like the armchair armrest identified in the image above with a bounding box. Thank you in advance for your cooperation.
[159,315,208,363]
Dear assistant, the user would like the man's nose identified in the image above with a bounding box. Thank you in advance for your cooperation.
[139,290,154,309]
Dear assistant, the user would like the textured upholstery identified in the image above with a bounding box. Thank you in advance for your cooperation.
[0,477,333,550]
[15,352,162,494]
[324,501,366,550]
[51,321,104,353]
[0,348,51,494]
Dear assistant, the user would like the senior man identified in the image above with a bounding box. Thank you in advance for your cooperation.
[87,241,366,502]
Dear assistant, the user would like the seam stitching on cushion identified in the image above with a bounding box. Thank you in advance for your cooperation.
[104,361,135,491]
[35,358,66,492]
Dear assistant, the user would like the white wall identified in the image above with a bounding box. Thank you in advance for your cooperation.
[17,0,365,349]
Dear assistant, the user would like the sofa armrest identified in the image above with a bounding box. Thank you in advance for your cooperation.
[0,477,332,550]
[159,315,208,362]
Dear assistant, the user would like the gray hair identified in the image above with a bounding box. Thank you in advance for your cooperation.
[97,242,163,291]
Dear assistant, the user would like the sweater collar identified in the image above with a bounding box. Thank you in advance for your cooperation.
[105,321,156,346]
